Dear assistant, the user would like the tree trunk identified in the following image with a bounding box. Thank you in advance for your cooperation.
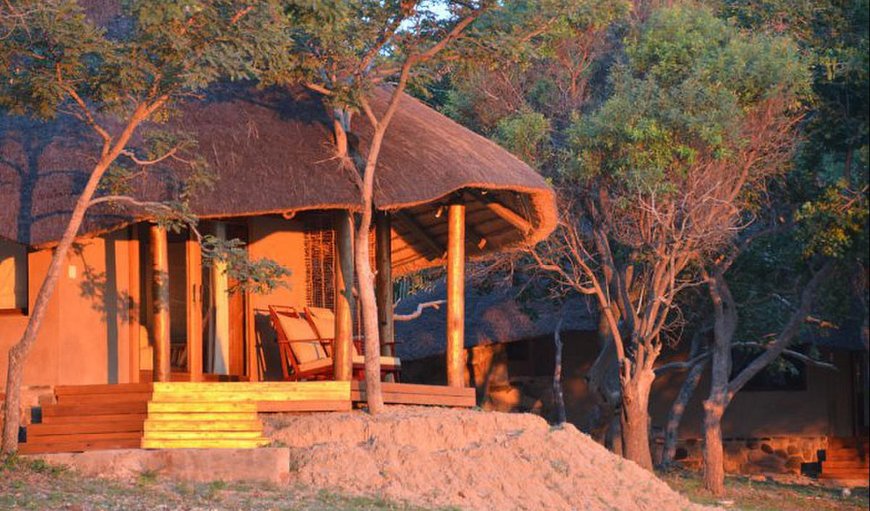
[354,119,387,414]
[662,358,706,467]
[356,218,384,413]
[620,368,655,471]
[702,269,736,495]
[702,400,726,496]
[1,104,149,453]
[662,330,709,467]
[2,160,112,452]
[553,317,566,425]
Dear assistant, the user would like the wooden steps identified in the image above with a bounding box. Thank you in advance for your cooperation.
[352,381,476,408]
[142,384,270,449]
[18,381,472,453]
[20,384,152,454]
[820,437,869,486]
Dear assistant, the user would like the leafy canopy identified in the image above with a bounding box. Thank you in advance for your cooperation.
[570,4,810,195]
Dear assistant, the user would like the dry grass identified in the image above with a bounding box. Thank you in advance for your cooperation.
[661,469,869,511]
[0,454,457,511]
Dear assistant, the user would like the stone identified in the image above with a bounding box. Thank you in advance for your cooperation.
[774,449,789,459]
[787,445,799,455]
[760,443,774,454]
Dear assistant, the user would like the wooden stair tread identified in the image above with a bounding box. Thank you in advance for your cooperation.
[56,392,153,405]
[42,402,149,417]
[28,420,145,436]
[146,412,258,422]
[24,431,142,444]
[19,438,141,454]
[55,383,153,395]
[143,431,265,440]
[144,420,262,431]
[141,438,270,449]
[41,413,148,424]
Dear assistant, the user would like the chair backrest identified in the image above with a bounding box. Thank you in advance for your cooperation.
[269,306,327,364]
[305,307,364,356]
[306,307,335,340]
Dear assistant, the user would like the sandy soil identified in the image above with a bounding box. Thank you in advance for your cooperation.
[263,406,716,511]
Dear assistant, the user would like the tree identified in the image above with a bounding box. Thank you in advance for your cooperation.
[433,0,630,445]
[545,5,810,470]
[263,0,492,412]
[696,0,869,494]
[0,0,287,453]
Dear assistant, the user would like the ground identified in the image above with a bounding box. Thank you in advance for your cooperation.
[0,455,458,511]
[662,469,869,511]
[2,455,868,511]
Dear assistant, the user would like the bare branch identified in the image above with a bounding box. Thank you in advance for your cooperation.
[733,342,838,371]
[120,146,179,166]
[393,299,445,322]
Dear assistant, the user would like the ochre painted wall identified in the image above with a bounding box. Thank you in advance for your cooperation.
[0,231,134,391]
[247,216,308,380]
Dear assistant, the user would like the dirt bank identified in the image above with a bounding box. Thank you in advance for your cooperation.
[263,406,715,511]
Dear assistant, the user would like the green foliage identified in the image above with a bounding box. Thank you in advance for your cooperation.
[434,0,629,171]
[261,0,488,111]
[494,111,551,165]
[717,0,868,340]
[796,181,868,258]
[200,235,293,294]
[0,0,292,295]
[570,4,809,194]
[0,0,285,118]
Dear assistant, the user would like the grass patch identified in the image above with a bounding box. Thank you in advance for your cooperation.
[0,459,457,511]
[661,468,869,511]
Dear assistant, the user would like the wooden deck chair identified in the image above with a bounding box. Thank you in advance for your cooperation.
[305,306,402,381]
[268,305,334,381]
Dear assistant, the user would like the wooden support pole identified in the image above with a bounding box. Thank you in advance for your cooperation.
[186,233,203,382]
[375,211,395,357]
[446,204,466,388]
[149,224,171,383]
[333,211,355,381]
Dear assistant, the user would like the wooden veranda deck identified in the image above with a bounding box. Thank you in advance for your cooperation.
[19,381,475,454]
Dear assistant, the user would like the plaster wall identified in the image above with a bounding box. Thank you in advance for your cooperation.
[247,216,308,380]
[0,230,134,393]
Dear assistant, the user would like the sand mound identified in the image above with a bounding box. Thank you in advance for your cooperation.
[263,407,714,511]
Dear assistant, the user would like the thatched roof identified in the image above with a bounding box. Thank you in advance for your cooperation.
[0,81,555,273]
[0,1,556,272]
[395,279,598,361]
[0,86,364,247]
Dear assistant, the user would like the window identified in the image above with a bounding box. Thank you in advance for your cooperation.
[0,239,27,312]
[732,348,808,392]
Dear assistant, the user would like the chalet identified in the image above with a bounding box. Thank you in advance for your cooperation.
[395,280,869,485]
[0,81,557,452]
